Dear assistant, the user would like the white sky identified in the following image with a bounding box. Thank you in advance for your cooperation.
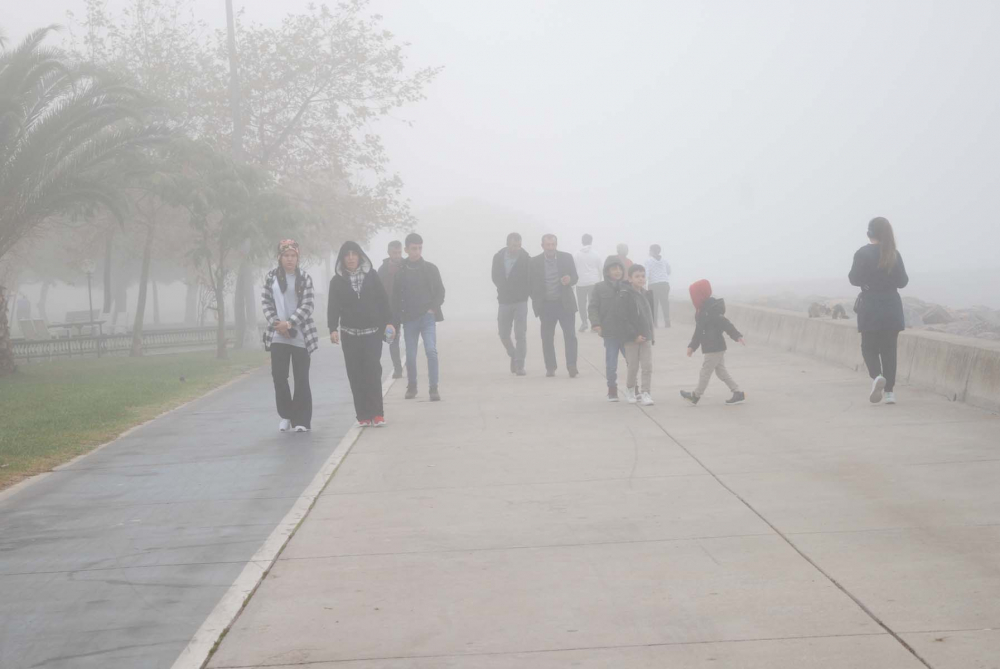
[7,0,1000,294]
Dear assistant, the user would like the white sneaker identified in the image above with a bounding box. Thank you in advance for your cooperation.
[625,387,637,404]
[640,392,655,406]
[884,392,896,405]
[293,425,310,432]
[279,419,291,432]
[869,376,886,404]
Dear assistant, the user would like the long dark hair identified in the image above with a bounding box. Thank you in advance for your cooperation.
[867,217,898,271]
[275,267,305,301]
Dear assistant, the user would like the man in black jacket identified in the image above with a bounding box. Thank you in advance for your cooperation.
[392,233,445,401]
[529,234,579,377]
[377,240,404,378]
[492,232,531,376]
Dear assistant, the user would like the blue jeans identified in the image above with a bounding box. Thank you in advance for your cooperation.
[604,337,624,388]
[404,312,439,388]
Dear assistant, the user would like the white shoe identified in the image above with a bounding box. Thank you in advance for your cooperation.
[279,419,291,432]
[869,376,886,404]
[624,387,637,404]
[293,425,310,432]
[884,392,896,405]
[640,392,655,406]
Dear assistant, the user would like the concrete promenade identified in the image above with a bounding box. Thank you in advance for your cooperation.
[207,319,1000,669]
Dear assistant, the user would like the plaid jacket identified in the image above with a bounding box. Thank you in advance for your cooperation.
[261,268,319,354]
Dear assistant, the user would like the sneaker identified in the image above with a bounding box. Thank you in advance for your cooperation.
[516,367,526,377]
[726,391,746,405]
[357,419,372,427]
[680,390,700,405]
[392,369,403,379]
[607,386,619,402]
[278,419,291,432]
[884,392,896,405]
[624,387,637,404]
[869,375,886,404]
[293,425,310,432]
[640,392,655,406]
[429,386,441,402]
[578,324,588,333]
[546,369,556,377]
[372,416,387,426]
[510,358,517,374]
[405,386,417,400]
[568,366,579,378]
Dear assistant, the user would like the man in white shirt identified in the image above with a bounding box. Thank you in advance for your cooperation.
[644,244,672,328]
[573,234,603,332]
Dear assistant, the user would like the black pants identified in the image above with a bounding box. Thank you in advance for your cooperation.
[342,331,385,420]
[539,300,578,372]
[388,322,402,373]
[861,329,899,392]
[271,343,312,428]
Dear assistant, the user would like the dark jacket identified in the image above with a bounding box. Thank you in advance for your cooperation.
[491,247,531,304]
[849,244,909,332]
[529,250,578,316]
[621,285,655,344]
[392,257,445,323]
[377,257,403,305]
[689,297,742,354]
[327,242,392,333]
[588,257,626,340]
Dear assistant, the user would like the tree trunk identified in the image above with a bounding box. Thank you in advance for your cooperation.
[184,272,198,325]
[214,266,228,360]
[0,285,15,376]
[152,279,160,325]
[233,261,247,349]
[243,266,257,346]
[38,280,51,322]
[130,224,155,357]
[102,232,113,313]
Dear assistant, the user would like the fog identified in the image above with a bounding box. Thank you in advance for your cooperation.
[8,0,1000,318]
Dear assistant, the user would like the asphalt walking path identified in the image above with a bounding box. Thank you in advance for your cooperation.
[0,345,384,669]
[205,318,1000,669]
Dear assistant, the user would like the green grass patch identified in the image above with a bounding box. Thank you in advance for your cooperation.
[0,349,267,490]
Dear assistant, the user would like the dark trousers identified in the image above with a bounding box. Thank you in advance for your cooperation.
[342,332,385,420]
[539,300,578,372]
[271,343,312,428]
[861,329,899,392]
[604,337,624,388]
[388,322,402,373]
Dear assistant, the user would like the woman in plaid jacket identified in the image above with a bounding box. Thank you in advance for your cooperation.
[261,239,319,432]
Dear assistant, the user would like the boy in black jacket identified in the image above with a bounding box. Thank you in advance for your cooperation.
[588,257,627,401]
[621,264,655,406]
[680,279,746,405]
[392,233,446,401]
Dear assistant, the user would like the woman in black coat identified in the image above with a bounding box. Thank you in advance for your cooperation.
[328,241,395,427]
[849,217,909,405]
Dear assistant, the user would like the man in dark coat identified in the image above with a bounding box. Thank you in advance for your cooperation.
[377,240,404,378]
[492,232,531,375]
[529,234,579,377]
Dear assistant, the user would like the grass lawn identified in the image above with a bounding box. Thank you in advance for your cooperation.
[0,349,267,490]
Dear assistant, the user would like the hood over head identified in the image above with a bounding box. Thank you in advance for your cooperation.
[335,241,372,276]
[689,279,713,313]
[603,255,625,281]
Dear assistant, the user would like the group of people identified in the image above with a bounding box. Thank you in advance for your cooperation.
[260,216,909,432]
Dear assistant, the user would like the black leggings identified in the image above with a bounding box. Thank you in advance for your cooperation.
[271,343,312,428]
[342,331,385,420]
[861,330,899,392]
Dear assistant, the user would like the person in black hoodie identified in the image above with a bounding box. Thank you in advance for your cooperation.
[849,216,909,405]
[680,279,746,405]
[588,256,627,400]
[377,240,405,379]
[492,232,531,375]
[392,233,446,401]
[328,241,394,427]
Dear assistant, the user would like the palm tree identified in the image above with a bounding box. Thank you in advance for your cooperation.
[0,26,168,374]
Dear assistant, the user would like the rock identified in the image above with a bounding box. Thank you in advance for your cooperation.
[921,304,954,325]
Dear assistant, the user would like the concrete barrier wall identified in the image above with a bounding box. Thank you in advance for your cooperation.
[671,301,1000,413]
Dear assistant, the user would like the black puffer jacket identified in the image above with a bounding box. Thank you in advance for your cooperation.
[688,297,742,354]
[588,257,627,340]
[327,242,392,332]
[849,243,909,332]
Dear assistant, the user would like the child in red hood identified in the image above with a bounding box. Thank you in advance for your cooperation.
[680,279,746,405]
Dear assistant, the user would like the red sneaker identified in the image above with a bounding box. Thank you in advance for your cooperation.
[357,418,372,428]
[372,416,387,427]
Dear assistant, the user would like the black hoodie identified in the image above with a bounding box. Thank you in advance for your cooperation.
[327,241,392,333]
[688,297,742,354]
[588,257,627,340]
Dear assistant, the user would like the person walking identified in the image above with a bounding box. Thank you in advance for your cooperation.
[680,279,746,406]
[608,243,633,272]
[492,232,531,376]
[392,233,445,401]
[530,234,579,378]
[262,239,318,432]
[644,244,672,328]
[328,242,394,427]
[377,240,405,379]
[574,234,603,332]
[621,264,655,406]
[588,256,627,401]
[849,216,909,405]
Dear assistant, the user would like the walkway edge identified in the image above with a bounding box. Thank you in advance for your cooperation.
[170,374,398,669]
